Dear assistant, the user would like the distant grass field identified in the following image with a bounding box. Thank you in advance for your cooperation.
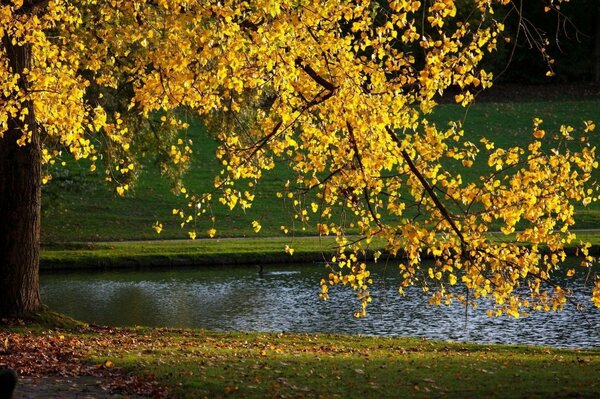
[41,99,600,243]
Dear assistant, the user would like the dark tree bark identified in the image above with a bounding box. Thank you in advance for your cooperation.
[0,35,43,317]
[595,9,600,83]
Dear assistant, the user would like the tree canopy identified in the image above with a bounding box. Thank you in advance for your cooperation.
[1,0,598,317]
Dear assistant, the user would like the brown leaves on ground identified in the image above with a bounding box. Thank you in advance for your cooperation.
[0,325,171,398]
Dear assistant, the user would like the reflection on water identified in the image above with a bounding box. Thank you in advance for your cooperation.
[41,261,600,348]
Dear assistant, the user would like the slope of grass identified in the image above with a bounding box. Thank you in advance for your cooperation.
[41,99,600,243]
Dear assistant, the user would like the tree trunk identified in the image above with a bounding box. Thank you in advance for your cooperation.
[0,35,43,317]
[595,10,600,83]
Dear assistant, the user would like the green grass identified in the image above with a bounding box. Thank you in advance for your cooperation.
[568,231,600,247]
[83,328,600,398]
[39,98,600,269]
[41,119,298,242]
[4,314,598,399]
[40,231,600,270]
[40,236,368,270]
[40,99,600,243]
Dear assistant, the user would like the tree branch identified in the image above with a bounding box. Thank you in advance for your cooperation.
[295,57,337,92]
[348,121,382,228]
[385,127,466,246]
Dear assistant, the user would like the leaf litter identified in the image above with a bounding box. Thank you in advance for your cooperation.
[0,325,172,398]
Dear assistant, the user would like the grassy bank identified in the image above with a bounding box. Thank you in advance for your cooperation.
[3,316,599,399]
[40,236,348,270]
[40,231,600,270]
[41,99,600,243]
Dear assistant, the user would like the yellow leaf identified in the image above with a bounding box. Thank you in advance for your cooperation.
[533,130,545,139]
[285,245,294,255]
[448,274,457,285]
[584,121,596,133]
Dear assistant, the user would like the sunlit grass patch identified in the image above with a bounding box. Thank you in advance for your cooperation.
[85,328,600,399]
[3,313,599,398]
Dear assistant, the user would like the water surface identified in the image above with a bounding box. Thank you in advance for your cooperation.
[41,262,600,348]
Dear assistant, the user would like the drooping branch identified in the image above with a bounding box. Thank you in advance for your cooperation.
[347,121,382,228]
[385,127,466,246]
[401,149,466,245]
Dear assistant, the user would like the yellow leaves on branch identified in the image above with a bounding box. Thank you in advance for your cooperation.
[593,280,600,308]
[1,0,597,316]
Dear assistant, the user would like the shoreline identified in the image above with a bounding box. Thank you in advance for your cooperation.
[40,234,600,271]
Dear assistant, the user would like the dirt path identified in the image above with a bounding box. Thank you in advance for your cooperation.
[14,375,151,399]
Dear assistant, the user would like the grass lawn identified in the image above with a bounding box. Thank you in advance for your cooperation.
[40,99,600,244]
[105,329,600,399]
[40,236,350,269]
[40,230,600,270]
[2,314,599,399]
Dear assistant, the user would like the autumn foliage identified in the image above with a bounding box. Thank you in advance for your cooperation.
[0,326,171,397]
[1,0,598,317]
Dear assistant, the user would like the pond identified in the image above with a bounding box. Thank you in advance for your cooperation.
[41,261,600,348]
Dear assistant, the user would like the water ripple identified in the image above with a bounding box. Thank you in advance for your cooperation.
[41,262,600,348]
